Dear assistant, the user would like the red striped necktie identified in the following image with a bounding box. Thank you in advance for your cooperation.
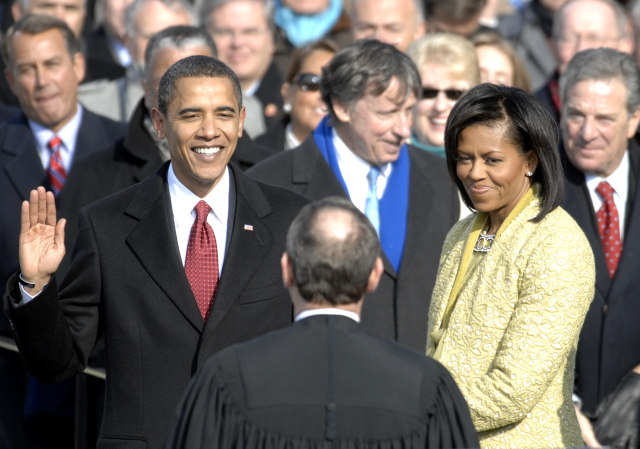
[47,136,66,196]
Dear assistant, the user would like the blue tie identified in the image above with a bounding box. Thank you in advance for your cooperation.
[365,166,381,234]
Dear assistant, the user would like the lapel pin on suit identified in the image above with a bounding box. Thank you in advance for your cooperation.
[244,224,254,231]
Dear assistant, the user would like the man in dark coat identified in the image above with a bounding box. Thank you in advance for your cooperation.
[559,48,640,448]
[247,40,460,353]
[4,55,308,449]
[164,196,479,449]
[0,15,126,449]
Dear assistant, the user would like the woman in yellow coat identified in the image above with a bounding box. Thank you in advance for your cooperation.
[427,84,595,448]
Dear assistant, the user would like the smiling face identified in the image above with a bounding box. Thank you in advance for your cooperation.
[282,48,334,142]
[207,0,274,90]
[333,77,415,166]
[456,123,537,230]
[6,28,84,132]
[152,76,245,197]
[413,64,471,147]
[561,78,640,178]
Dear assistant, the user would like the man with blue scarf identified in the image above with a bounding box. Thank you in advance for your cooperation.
[248,40,460,353]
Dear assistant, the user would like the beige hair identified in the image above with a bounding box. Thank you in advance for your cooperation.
[407,32,480,85]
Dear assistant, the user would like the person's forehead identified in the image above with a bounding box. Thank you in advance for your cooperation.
[12,28,68,58]
[29,0,84,9]
[210,0,267,26]
[353,0,414,19]
[562,0,617,29]
[568,78,628,108]
[170,76,238,106]
[135,1,191,32]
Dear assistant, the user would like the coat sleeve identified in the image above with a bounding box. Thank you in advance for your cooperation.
[426,367,480,449]
[3,207,102,382]
[452,222,595,431]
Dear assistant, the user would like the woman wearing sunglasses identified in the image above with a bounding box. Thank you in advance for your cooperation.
[256,39,338,152]
[407,33,480,158]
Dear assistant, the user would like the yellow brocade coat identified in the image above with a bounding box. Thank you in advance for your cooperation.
[427,192,595,448]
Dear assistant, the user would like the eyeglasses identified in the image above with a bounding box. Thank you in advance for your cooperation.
[422,88,466,101]
[295,73,321,92]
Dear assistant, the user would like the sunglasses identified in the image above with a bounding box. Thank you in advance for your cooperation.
[295,73,321,92]
[422,88,466,101]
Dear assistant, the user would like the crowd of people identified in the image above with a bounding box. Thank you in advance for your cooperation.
[1,0,640,447]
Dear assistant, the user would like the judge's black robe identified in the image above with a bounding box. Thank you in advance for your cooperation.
[164,315,479,449]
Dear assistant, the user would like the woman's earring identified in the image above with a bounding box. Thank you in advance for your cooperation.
[526,171,533,177]
[283,104,292,113]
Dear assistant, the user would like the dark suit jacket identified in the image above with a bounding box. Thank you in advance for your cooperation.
[4,162,309,449]
[0,109,126,319]
[246,138,460,352]
[254,61,284,132]
[84,26,127,82]
[164,314,479,449]
[562,140,640,416]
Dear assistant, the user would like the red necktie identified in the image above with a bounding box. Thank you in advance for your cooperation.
[47,136,66,196]
[185,201,219,321]
[596,181,622,277]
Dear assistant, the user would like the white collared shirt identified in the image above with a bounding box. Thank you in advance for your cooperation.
[29,104,83,172]
[295,308,360,323]
[284,123,301,150]
[585,151,629,242]
[168,164,231,276]
[332,128,391,214]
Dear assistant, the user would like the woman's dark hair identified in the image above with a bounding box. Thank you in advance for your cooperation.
[284,38,339,84]
[444,83,563,223]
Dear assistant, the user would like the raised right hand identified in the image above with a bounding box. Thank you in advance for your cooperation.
[19,187,66,294]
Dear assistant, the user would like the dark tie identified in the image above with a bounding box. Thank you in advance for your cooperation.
[185,200,219,321]
[47,136,66,196]
[596,181,622,277]
[365,166,381,235]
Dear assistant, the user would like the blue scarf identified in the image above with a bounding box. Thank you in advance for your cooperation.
[409,132,446,158]
[313,117,409,272]
[274,0,343,47]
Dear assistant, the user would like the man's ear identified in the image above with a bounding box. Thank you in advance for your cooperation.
[73,51,86,85]
[150,107,166,139]
[332,98,351,124]
[366,257,384,293]
[281,252,295,288]
[237,106,245,137]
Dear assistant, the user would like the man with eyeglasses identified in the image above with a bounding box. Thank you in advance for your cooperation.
[202,0,283,139]
[248,40,460,353]
[535,0,633,123]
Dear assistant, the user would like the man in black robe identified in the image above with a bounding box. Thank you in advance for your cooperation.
[164,196,479,449]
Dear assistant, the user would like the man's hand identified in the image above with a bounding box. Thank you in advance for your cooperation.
[19,187,66,295]
[575,405,602,448]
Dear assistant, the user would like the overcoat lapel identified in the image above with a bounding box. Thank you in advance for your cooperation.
[202,165,274,341]
[2,116,48,200]
[124,166,204,331]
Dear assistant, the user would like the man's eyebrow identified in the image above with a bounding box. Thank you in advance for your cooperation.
[176,107,203,115]
[217,106,237,114]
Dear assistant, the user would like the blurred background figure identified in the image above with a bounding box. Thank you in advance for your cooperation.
[472,30,531,91]
[203,0,283,139]
[346,0,425,53]
[497,0,569,92]
[536,0,632,123]
[256,39,337,152]
[274,0,344,48]
[424,0,490,37]
[78,0,193,121]
[407,33,480,158]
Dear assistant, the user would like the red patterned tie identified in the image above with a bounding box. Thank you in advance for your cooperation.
[185,201,219,321]
[596,181,622,277]
[47,136,66,196]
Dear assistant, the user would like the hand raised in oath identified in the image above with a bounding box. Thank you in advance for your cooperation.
[19,186,66,295]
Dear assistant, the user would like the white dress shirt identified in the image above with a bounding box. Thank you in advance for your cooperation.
[332,129,391,214]
[168,164,231,276]
[295,308,360,323]
[29,104,83,173]
[585,150,629,242]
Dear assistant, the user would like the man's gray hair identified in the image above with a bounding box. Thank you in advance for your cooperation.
[157,55,242,115]
[200,0,275,31]
[125,0,194,37]
[345,0,424,24]
[560,48,640,115]
[144,25,216,80]
[552,0,629,41]
[321,39,421,122]
[1,14,81,68]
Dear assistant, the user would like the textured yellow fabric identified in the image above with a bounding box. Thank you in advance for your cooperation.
[427,194,595,448]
